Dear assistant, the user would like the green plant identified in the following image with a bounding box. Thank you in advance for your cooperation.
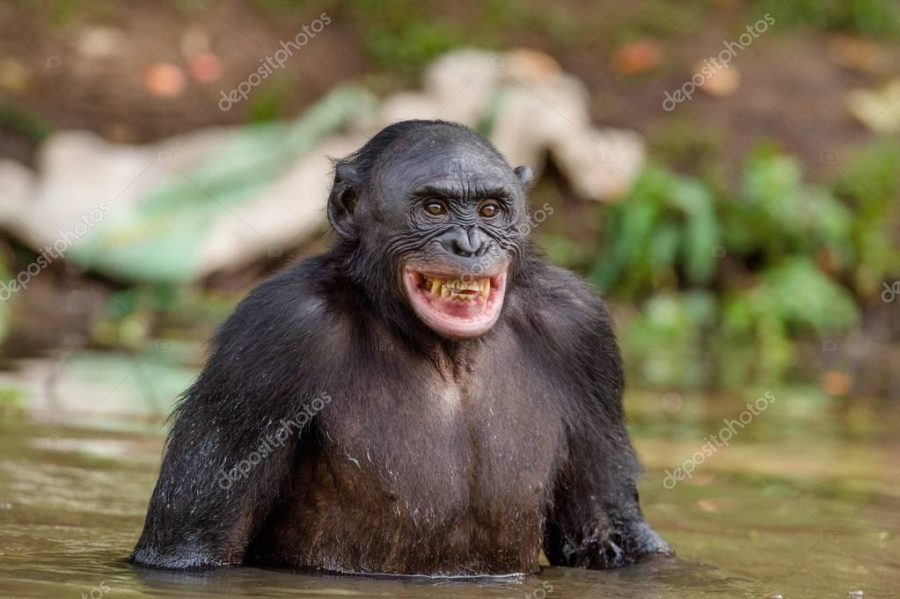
[717,257,859,387]
[0,101,52,142]
[620,0,708,40]
[724,148,853,266]
[622,291,717,389]
[92,286,235,349]
[350,1,465,76]
[598,145,873,390]
[247,78,296,123]
[14,0,121,27]
[834,140,900,296]
[759,0,900,37]
[479,0,580,43]
[590,165,719,296]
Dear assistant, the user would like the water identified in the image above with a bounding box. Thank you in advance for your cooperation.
[0,355,898,598]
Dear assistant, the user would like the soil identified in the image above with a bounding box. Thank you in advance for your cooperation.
[1,0,897,175]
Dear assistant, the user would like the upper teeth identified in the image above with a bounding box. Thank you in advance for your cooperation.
[422,276,490,301]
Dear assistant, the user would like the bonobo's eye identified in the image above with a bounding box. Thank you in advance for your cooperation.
[478,200,501,219]
[423,200,448,217]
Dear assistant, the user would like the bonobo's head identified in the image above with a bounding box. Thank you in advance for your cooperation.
[327,120,533,340]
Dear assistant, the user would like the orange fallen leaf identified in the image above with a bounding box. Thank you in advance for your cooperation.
[144,63,187,98]
[188,52,222,83]
[611,39,663,76]
[822,370,851,396]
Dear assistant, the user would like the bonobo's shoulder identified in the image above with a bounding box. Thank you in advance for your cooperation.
[226,257,327,324]
[213,255,348,358]
[506,260,620,372]
[510,262,615,351]
[510,260,612,327]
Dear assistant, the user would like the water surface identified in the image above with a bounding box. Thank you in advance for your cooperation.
[0,356,897,597]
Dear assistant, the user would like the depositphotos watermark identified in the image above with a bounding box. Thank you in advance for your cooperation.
[217,393,332,490]
[80,581,110,599]
[663,391,776,489]
[662,13,775,112]
[0,203,111,303]
[525,581,554,599]
[516,202,554,237]
[882,281,899,303]
[218,12,331,111]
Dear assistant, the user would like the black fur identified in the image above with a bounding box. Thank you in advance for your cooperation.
[131,120,670,575]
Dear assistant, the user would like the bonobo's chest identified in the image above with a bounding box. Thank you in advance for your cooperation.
[316,325,567,520]
[255,323,572,573]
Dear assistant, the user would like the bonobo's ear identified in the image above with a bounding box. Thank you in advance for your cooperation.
[327,162,359,239]
[514,165,534,189]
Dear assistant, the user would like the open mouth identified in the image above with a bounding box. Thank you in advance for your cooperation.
[402,269,507,339]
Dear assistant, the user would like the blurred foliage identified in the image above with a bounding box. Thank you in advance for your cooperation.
[833,140,900,297]
[246,78,297,123]
[0,387,25,425]
[717,257,858,388]
[340,0,587,79]
[15,0,121,27]
[726,148,852,265]
[760,0,900,37]
[617,0,707,41]
[591,141,897,390]
[0,101,52,142]
[479,0,579,43]
[92,286,236,351]
[349,1,465,76]
[590,166,719,296]
[621,291,717,389]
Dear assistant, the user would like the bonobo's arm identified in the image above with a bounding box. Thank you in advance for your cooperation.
[542,275,670,569]
[132,266,335,569]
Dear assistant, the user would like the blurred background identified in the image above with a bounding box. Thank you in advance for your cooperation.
[0,1,899,598]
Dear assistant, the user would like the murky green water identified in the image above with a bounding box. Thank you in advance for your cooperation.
[0,360,898,598]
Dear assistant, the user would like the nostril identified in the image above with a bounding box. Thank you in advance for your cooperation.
[441,228,486,257]
[440,238,468,257]
[452,241,474,257]
[450,237,477,257]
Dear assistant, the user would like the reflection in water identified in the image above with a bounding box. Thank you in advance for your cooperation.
[127,557,757,598]
[0,377,898,598]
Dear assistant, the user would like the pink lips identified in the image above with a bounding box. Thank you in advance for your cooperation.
[402,269,507,339]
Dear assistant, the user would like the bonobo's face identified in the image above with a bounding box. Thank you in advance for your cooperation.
[365,129,531,339]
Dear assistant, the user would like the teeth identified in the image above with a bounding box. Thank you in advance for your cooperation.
[422,276,491,301]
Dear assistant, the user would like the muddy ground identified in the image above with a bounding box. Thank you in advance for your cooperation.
[2,1,897,173]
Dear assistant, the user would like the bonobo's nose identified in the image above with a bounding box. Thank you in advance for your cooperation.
[440,227,489,258]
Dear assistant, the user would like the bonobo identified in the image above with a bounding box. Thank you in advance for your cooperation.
[132,120,670,575]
